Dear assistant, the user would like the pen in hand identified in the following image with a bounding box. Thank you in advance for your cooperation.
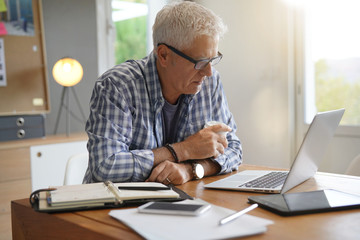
[219,204,258,226]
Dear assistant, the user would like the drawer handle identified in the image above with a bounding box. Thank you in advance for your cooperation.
[16,117,25,126]
[17,129,25,138]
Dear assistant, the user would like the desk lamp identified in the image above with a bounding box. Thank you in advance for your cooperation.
[52,57,86,136]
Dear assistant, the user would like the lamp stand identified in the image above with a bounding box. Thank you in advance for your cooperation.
[53,86,86,136]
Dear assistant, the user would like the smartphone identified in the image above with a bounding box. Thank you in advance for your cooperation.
[138,202,211,216]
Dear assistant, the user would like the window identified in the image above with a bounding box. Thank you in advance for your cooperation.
[96,0,166,75]
[112,0,148,64]
[302,0,360,126]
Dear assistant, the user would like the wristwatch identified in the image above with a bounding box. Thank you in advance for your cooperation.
[192,162,204,180]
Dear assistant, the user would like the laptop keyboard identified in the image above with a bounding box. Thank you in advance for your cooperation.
[240,172,288,189]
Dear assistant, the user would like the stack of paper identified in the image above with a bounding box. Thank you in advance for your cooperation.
[109,200,273,240]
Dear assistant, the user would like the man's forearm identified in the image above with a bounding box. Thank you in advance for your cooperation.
[152,146,177,166]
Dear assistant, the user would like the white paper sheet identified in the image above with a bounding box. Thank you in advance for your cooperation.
[109,200,273,240]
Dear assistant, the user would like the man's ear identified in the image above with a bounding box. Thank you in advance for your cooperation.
[156,45,169,67]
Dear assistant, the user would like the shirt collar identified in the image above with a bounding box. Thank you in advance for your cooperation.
[144,51,195,109]
[143,52,164,108]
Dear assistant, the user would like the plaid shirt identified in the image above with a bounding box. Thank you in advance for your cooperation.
[83,52,242,183]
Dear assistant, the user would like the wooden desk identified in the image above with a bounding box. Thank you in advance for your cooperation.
[11,164,360,240]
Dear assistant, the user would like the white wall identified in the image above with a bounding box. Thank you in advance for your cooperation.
[198,0,295,168]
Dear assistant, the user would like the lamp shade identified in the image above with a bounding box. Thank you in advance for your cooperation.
[52,57,83,87]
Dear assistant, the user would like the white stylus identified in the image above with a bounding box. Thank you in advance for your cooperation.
[219,203,258,226]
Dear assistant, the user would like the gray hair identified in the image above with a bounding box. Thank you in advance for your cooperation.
[152,1,227,51]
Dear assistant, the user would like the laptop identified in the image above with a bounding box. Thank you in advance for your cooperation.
[204,109,345,194]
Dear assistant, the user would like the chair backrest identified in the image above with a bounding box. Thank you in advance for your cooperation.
[346,154,360,176]
[63,152,89,185]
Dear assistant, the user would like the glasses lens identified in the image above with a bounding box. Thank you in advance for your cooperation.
[194,54,222,70]
[210,56,221,66]
[194,60,210,70]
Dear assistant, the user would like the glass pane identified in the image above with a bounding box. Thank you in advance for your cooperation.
[305,0,360,126]
[112,0,148,65]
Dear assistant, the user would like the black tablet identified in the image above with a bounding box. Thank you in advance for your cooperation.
[248,189,360,216]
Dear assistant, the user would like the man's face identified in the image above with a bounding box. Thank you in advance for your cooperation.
[166,35,219,98]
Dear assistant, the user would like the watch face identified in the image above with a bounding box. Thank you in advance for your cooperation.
[195,164,204,179]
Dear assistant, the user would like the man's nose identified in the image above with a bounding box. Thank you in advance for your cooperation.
[200,63,212,77]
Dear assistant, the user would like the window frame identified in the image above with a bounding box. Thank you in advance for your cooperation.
[96,0,115,76]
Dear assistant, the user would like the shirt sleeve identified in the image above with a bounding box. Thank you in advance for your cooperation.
[84,76,154,183]
[209,72,243,174]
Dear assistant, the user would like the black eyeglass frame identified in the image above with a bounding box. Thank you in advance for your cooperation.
[157,43,223,70]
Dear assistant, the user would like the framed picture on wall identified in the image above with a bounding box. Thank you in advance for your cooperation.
[2,0,35,36]
[0,0,49,115]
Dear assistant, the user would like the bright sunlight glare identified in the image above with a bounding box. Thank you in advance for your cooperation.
[285,0,360,61]
[310,0,360,61]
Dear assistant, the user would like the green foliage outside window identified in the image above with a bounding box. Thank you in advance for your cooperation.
[315,59,360,125]
[114,15,147,65]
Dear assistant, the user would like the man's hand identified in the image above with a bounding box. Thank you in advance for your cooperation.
[150,123,229,184]
[146,161,192,185]
[176,124,231,161]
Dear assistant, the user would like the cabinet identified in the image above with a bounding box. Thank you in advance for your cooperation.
[0,133,87,240]
[0,115,45,142]
[30,140,87,191]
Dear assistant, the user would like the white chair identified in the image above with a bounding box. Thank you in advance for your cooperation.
[63,152,89,185]
[345,154,360,176]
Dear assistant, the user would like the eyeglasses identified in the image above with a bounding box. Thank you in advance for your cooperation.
[158,43,223,70]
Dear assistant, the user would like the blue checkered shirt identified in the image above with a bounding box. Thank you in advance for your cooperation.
[83,52,242,183]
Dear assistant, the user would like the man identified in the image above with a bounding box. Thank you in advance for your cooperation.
[83,1,242,185]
